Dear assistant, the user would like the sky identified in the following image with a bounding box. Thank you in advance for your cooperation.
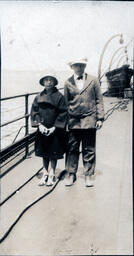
[0,1,134,96]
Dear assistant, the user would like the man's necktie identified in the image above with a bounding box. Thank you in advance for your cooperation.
[77,75,83,80]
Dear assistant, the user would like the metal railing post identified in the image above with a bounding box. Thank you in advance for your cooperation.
[25,94,29,157]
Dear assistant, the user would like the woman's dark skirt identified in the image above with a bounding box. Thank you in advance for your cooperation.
[35,128,68,159]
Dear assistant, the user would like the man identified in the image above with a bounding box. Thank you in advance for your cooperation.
[64,58,104,187]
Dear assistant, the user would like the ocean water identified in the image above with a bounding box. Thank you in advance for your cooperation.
[1,70,108,149]
[1,96,37,149]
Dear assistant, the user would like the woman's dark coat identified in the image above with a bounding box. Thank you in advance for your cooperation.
[31,87,67,129]
[31,87,67,158]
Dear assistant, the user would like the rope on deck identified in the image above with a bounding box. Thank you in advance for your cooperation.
[0,166,43,207]
[0,170,67,244]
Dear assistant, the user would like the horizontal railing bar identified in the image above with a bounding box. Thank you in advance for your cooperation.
[0,114,30,128]
[0,148,26,169]
[0,87,64,101]
[0,142,34,169]
[0,132,36,163]
[0,146,35,179]
[0,92,39,101]
[1,131,36,154]
[0,88,64,128]
[1,134,27,154]
[1,140,28,160]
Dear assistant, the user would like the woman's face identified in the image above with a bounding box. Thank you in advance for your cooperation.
[43,77,56,89]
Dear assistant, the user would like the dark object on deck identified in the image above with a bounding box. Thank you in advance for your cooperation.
[105,65,134,97]
[0,132,36,164]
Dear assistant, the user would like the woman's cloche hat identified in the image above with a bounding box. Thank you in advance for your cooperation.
[39,73,58,86]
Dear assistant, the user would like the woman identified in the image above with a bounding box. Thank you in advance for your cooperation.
[31,73,67,186]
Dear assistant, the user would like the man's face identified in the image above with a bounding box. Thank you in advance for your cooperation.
[71,63,86,76]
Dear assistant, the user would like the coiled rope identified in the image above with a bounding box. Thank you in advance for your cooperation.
[104,98,130,121]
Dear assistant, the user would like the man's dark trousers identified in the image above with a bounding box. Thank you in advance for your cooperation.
[66,129,96,176]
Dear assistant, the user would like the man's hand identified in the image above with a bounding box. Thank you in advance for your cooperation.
[46,127,56,136]
[96,120,103,130]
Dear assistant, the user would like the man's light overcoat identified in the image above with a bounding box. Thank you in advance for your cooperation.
[64,73,104,129]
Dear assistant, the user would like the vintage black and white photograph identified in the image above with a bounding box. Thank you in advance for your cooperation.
[0,1,133,255]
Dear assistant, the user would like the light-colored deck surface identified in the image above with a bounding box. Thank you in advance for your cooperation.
[0,97,133,255]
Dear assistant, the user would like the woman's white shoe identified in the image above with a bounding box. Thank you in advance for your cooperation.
[46,175,55,186]
[38,175,48,186]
